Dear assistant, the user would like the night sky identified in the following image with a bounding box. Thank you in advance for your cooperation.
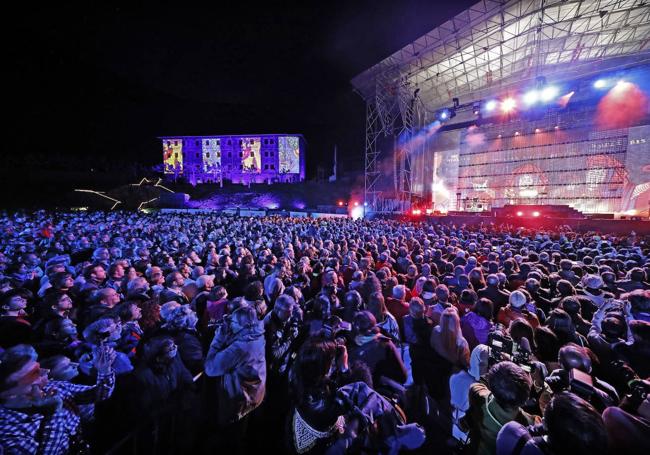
[7,1,477,178]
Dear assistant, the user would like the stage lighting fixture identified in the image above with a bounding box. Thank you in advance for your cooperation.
[523,90,539,105]
[354,201,359,207]
[437,108,455,121]
[514,131,520,136]
[425,208,433,214]
[594,79,607,89]
[472,102,481,115]
[533,211,540,217]
[501,98,516,113]
[540,86,559,102]
[485,100,498,111]
[535,128,541,133]
[440,111,448,120]
[338,201,343,206]
[516,211,523,217]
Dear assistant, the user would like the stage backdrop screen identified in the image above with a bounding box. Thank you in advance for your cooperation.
[202,139,221,172]
[163,139,183,174]
[278,136,300,173]
[241,137,261,173]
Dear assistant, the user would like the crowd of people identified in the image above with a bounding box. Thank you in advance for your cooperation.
[0,209,648,454]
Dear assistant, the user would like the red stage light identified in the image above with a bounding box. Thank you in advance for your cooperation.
[412,209,422,215]
[516,211,523,216]
[338,201,343,206]
[533,211,540,217]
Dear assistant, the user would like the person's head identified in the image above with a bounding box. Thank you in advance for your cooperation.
[195,274,215,292]
[51,271,74,290]
[558,343,591,373]
[624,289,650,315]
[630,267,646,282]
[273,294,296,323]
[116,301,142,323]
[140,335,178,366]
[486,274,499,287]
[126,276,150,297]
[1,289,28,316]
[165,272,184,289]
[547,308,576,338]
[343,290,362,312]
[84,264,106,283]
[534,326,560,363]
[474,298,493,321]
[408,297,425,319]
[92,287,121,308]
[630,319,650,345]
[0,351,48,404]
[164,304,198,330]
[544,392,608,455]
[459,289,478,307]
[225,303,257,333]
[367,291,387,321]
[509,290,527,310]
[43,317,78,341]
[439,307,462,350]
[353,310,378,335]
[601,315,627,341]
[486,361,532,410]
[435,284,449,303]
[392,284,407,301]
[292,339,338,400]
[39,355,79,382]
[44,291,73,315]
[82,317,122,345]
[508,319,536,350]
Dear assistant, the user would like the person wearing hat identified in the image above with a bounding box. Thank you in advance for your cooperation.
[347,310,407,386]
[578,274,613,308]
[497,290,540,329]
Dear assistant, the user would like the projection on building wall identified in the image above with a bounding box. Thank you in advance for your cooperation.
[241,137,261,173]
[202,139,221,172]
[278,136,300,174]
[163,139,183,174]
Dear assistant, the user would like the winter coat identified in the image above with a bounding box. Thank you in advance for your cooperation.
[205,321,266,424]
[461,312,493,350]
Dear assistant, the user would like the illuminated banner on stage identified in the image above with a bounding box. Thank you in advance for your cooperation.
[202,139,221,172]
[163,139,183,174]
[279,136,300,173]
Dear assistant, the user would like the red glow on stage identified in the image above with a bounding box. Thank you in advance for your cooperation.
[338,201,343,206]
[533,211,540,217]
[516,211,523,216]
[596,82,649,129]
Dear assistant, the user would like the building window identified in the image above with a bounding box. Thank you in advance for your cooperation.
[205,140,209,145]
[196,153,199,158]
[217,139,220,145]
[239,139,243,145]
[195,140,199,146]
[217,152,221,158]
[166,141,170,146]
[206,152,210,157]
[174,141,178,146]
[239,152,243,157]
[228,152,232,158]
[270,164,275,170]
[240,165,243,170]
[175,153,178,159]
[270,139,274,144]
[228,140,232,145]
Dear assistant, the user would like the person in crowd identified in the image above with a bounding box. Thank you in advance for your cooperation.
[348,310,407,386]
[0,343,116,454]
[367,291,400,343]
[498,290,540,329]
[466,361,541,455]
[497,392,609,455]
[478,274,510,316]
[204,304,266,451]
[462,297,494,349]
[157,303,203,375]
[0,289,33,349]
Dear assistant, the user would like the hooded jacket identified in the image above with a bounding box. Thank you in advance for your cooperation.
[205,320,266,424]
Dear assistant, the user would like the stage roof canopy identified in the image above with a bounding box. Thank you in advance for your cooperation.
[351,0,650,110]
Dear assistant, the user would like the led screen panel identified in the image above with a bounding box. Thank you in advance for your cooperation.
[241,137,261,173]
[278,136,300,173]
[202,139,221,172]
[163,139,183,174]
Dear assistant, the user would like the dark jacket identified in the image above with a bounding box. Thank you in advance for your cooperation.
[156,327,204,375]
[478,286,510,316]
[348,333,407,385]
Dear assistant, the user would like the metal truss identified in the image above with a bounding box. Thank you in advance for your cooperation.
[353,0,650,111]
